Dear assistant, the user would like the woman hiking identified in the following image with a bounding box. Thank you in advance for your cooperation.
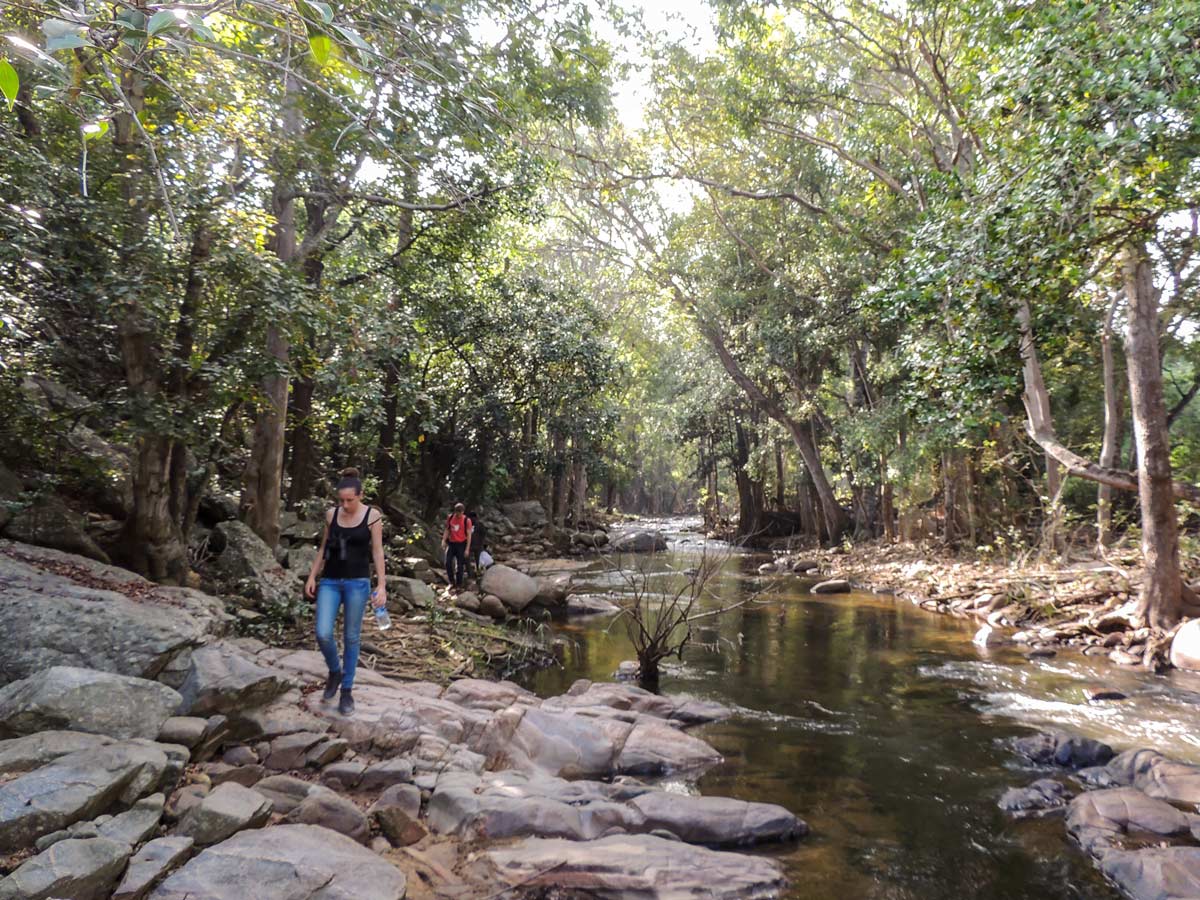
[304,467,387,715]
[442,501,473,590]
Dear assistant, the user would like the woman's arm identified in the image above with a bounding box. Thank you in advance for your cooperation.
[369,509,387,607]
[305,510,333,598]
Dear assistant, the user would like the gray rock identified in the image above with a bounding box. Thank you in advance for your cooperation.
[566,595,621,616]
[370,784,424,846]
[0,730,112,776]
[304,737,348,767]
[1098,846,1200,900]
[610,530,668,553]
[0,740,171,851]
[1067,787,1191,855]
[0,666,182,740]
[629,791,805,846]
[481,833,785,899]
[157,717,208,748]
[112,836,195,900]
[532,575,570,608]
[221,745,258,767]
[1012,731,1114,770]
[812,579,851,595]
[359,758,415,791]
[177,642,292,718]
[206,763,265,788]
[284,786,369,844]
[998,779,1070,817]
[99,793,164,845]
[320,760,366,791]
[264,731,326,771]
[454,590,482,612]
[226,690,327,741]
[501,500,548,528]
[3,495,110,563]
[1170,618,1200,672]
[479,594,506,618]
[1097,748,1200,805]
[285,545,318,575]
[175,782,271,846]
[149,824,407,900]
[0,836,132,900]
[211,521,294,609]
[0,541,226,687]
[480,564,539,612]
[250,774,312,814]
[387,576,436,608]
[164,784,208,824]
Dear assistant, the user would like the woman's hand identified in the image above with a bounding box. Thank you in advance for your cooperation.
[305,575,317,599]
[372,585,387,608]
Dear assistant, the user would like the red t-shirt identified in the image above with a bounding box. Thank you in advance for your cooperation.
[446,514,472,543]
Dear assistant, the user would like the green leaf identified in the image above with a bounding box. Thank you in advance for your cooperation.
[185,14,217,43]
[42,18,90,52]
[146,10,179,36]
[0,59,17,112]
[309,33,332,66]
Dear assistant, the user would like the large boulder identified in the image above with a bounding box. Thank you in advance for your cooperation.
[210,522,295,609]
[176,782,272,846]
[1092,748,1200,806]
[149,824,407,900]
[0,836,133,900]
[480,564,539,613]
[0,666,182,740]
[386,576,435,608]
[0,740,173,851]
[478,834,786,899]
[532,575,570,608]
[2,496,110,563]
[1170,618,1200,671]
[501,500,548,528]
[284,786,369,844]
[610,530,667,553]
[0,541,226,687]
[0,730,113,777]
[1098,847,1200,900]
[1066,787,1191,855]
[176,643,292,718]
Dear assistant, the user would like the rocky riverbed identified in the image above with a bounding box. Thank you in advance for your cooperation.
[0,537,802,899]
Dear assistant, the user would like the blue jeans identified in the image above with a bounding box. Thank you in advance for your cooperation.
[315,578,370,691]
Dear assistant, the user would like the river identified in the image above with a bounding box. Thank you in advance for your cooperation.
[516,519,1200,900]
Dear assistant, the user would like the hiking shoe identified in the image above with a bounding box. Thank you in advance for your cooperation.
[323,671,341,701]
[338,689,355,716]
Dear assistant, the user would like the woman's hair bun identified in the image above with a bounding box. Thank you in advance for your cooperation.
[341,467,360,478]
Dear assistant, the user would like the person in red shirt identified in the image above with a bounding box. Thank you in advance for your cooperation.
[442,502,473,589]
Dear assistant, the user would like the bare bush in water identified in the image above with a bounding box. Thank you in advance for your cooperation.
[606,543,764,688]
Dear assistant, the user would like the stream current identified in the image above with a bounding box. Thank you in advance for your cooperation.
[516,519,1200,899]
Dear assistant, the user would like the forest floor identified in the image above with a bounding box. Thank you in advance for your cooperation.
[785,538,1198,671]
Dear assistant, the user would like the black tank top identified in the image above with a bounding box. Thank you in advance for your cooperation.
[323,507,373,579]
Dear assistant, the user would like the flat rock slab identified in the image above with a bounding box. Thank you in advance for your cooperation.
[1098,748,1200,806]
[284,786,369,844]
[176,642,293,718]
[479,833,786,899]
[176,782,271,846]
[0,740,171,851]
[149,824,407,900]
[99,793,164,845]
[0,666,182,740]
[428,770,805,847]
[550,679,731,725]
[0,541,225,687]
[0,836,132,900]
[0,730,112,776]
[113,836,195,900]
[1099,846,1200,900]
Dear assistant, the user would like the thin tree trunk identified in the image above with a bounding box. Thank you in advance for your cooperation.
[1123,243,1184,628]
[1098,290,1124,548]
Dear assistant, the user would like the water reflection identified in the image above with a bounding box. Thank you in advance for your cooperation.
[520,528,1200,898]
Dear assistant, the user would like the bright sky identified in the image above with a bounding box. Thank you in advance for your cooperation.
[607,0,717,129]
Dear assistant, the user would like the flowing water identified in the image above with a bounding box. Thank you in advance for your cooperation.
[516,520,1200,900]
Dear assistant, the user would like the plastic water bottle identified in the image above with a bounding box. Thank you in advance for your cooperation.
[372,592,391,631]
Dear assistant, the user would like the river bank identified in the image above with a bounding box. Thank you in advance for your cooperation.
[768,538,1200,676]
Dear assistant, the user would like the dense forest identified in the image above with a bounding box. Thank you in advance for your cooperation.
[4,0,1200,630]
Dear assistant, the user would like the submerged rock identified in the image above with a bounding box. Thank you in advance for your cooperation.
[998,779,1070,817]
[610,530,668,553]
[811,579,851,595]
[477,833,786,899]
[1012,731,1114,770]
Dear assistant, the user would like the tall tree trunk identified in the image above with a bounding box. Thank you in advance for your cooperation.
[1098,290,1124,548]
[733,421,763,539]
[571,454,587,526]
[774,440,785,509]
[1123,243,1184,628]
[243,71,302,548]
